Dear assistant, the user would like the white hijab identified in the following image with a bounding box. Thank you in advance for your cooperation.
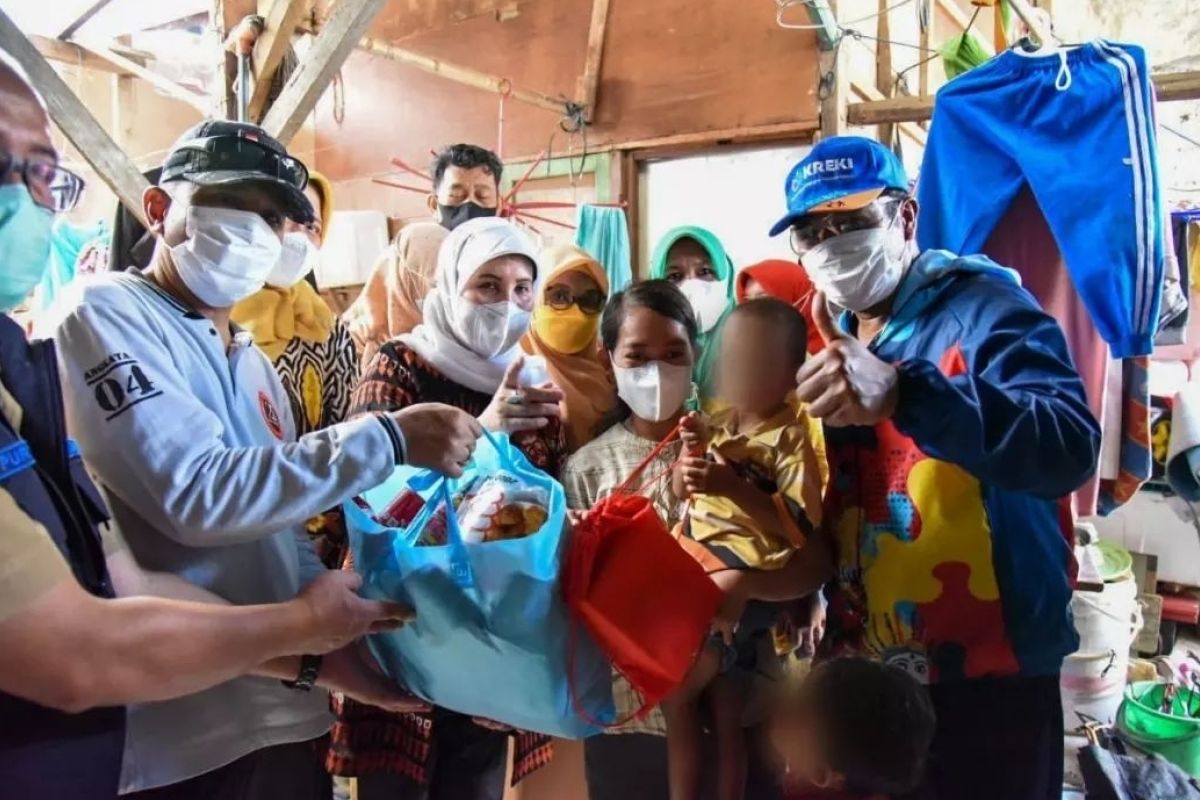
[399,217,540,394]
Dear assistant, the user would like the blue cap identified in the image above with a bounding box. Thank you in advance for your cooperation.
[768,136,909,237]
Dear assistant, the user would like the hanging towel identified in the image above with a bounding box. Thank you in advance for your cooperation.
[575,204,632,294]
[1166,380,1200,501]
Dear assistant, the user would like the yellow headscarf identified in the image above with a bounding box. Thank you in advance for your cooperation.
[520,244,616,452]
[232,170,335,361]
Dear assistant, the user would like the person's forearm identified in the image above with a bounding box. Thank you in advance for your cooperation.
[742,538,833,602]
[63,594,320,709]
[1,583,329,712]
[726,479,787,539]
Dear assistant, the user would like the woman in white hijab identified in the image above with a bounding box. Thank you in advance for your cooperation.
[339,216,564,800]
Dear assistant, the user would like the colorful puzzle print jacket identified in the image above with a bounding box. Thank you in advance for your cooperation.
[819,250,1101,684]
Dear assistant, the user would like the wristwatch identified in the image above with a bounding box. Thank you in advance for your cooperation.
[282,654,323,691]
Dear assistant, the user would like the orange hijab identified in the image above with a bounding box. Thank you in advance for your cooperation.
[736,259,823,355]
[521,244,616,452]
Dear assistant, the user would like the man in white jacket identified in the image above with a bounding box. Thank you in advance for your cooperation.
[52,120,480,799]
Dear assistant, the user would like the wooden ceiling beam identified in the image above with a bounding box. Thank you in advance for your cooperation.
[261,0,387,144]
[575,0,611,123]
[360,36,566,115]
[71,39,210,113]
[849,70,1200,125]
[56,0,115,41]
[0,10,150,226]
[247,0,310,121]
[31,34,130,74]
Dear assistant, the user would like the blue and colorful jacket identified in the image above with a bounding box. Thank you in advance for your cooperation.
[819,250,1101,683]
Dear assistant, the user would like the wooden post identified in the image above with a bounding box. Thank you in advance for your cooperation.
[0,9,150,226]
[247,0,309,121]
[261,0,387,144]
[919,0,934,97]
[359,37,565,116]
[874,0,894,146]
[111,74,135,150]
[575,0,611,123]
[817,1,847,139]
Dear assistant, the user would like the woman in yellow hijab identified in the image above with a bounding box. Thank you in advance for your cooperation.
[231,171,359,434]
[521,243,616,452]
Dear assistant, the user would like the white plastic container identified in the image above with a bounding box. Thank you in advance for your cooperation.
[1061,575,1142,730]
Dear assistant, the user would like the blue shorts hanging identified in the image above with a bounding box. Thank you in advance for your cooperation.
[916,40,1165,358]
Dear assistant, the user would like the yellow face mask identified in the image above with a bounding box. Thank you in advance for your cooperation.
[532,305,599,354]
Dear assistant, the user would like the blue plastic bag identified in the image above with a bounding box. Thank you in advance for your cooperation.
[344,431,614,739]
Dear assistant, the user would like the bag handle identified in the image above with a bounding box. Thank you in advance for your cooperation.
[566,614,650,730]
[612,423,684,499]
[437,480,475,588]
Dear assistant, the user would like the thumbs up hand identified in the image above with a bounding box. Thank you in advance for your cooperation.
[795,292,899,427]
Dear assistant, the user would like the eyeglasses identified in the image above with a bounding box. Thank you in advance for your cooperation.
[789,205,893,255]
[0,151,85,213]
[545,285,606,315]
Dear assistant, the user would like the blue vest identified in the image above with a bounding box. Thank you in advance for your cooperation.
[0,315,125,799]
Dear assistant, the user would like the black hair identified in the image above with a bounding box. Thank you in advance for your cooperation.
[727,297,807,368]
[431,144,504,190]
[600,279,699,353]
[807,658,937,796]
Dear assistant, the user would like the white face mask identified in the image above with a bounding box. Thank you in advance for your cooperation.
[265,232,315,289]
[614,361,694,422]
[454,300,530,359]
[802,214,909,312]
[677,278,728,333]
[170,206,283,307]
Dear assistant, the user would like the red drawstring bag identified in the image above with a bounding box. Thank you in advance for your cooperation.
[562,426,723,715]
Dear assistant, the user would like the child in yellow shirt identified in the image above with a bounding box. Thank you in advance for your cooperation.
[666,297,828,800]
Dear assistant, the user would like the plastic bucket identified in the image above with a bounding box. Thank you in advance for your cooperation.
[1117,681,1200,777]
[1062,649,1126,726]
[1062,576,1142,729]
[1071,575,1140,654]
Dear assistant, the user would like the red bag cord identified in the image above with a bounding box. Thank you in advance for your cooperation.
[564,422,688,729]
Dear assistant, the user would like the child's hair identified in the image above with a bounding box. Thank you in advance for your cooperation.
[808,658,936,796]
[600,279,699,353]
[727,296,807,368]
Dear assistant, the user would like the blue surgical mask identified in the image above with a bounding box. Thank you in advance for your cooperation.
[0,184,54,313]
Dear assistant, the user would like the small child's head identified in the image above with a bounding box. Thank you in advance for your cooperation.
[717,297,807,416]
[771,658,936,797]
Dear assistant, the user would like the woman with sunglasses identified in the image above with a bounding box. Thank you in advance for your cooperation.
[521,243,616,452]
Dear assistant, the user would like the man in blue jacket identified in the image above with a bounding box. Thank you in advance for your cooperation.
[772,137,1100,800]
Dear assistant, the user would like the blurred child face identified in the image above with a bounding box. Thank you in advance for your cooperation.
[717,312,800,416]
[769,682,841,791]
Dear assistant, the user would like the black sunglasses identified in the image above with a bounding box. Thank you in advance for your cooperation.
[0,151,85,213]
[545,286,606,315]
